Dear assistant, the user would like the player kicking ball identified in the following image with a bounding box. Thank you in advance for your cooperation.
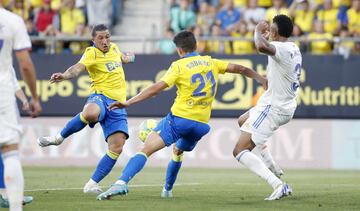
[233,15,302,200]
[37,24,135,194]
[96,31,267,200]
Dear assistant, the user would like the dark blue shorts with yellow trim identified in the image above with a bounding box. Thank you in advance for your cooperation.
[86,93,129,140]
[153,113,210,152]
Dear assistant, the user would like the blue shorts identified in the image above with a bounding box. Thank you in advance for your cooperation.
[153,113,210,152]
[86,93,129,140]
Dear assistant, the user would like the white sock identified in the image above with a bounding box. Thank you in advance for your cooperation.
[236,150,282,189]
[87,178,97,185]
[55,133,64,143]
[258,145,276,169]
[3,151,23,211]
[115,180,126,185]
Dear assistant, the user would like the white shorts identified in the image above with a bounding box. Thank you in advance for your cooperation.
[240,105,293,146]
[0,94,22,146]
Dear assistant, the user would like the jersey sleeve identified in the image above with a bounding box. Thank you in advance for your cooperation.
[13,17,31,51]
[78,48,95,68]
[160,63,180,87]
[212,59,229,74]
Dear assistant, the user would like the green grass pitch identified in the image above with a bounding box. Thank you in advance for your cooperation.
[23,167,360,211]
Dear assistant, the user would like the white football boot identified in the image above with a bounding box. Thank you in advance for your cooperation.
[160,188,173,198]
[83,180,103,194]
[37,134,64,147]
[265,183,292,201]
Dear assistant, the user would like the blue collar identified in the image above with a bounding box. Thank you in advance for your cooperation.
[183,52,200,58]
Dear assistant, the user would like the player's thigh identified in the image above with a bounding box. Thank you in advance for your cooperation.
[101,111,129,143]
[0,103,22,145]
[107,132,127,154]
[175,122,210,152]
[141,132,166,157]
[83,94,109,122]
[153,113,179,147]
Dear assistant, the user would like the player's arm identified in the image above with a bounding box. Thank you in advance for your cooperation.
[49,63,86,83]
[15,50,42,117]
[108,81,168,110]
[226,63,268,90]
[254,22,276,56]
[121,52,135,64]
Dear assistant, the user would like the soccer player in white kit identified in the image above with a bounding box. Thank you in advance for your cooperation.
[233,15,302,200]
[0,4,42,211]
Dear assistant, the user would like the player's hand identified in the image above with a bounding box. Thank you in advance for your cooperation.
[49,72,65,83]
[258,77,268,90]
[108,101,130,110]
[255,21,269,34]
[123,52,135,63]
[29,98,42,118]
[22,101,30,112]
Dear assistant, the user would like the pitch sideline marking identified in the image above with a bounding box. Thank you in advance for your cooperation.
[24,183,202,192]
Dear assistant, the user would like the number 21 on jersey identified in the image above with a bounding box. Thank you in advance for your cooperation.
[191,70,216,97]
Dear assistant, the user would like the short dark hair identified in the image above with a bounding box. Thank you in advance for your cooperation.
[91,24,109,37]
[273,15,293,38]
[173,31,197,53]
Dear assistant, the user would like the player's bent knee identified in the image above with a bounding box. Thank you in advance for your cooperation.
[173,146,183,156]
[82,111,99,123]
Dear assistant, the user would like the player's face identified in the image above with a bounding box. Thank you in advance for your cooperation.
[93,30,111,53]
[269,23,279,41]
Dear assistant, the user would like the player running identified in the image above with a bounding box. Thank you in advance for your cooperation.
[96,31,267,200]
[0,5,42,211]
[233,15,302,200]
[37,24,135,194]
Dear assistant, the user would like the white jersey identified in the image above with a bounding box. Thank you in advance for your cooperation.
[0,8,31,95]
[257,41,302,115]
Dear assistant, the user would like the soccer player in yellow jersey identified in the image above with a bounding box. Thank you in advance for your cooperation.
[97,31,267,200]
[37,24,135,194]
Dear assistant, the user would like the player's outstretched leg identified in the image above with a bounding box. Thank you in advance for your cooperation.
[37,113,88,147]
[233,132,291,200]
[161,147,183,198]
[84,133,126,194]
[0,154,32,208]
[97,132,166,200]
[2,149,24,211]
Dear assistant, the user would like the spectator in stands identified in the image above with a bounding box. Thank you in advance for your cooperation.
[193,25,207,53]
[334,26,354,58]
[169,0,197,33]
[206,24,232,54]
[344,0,360,36]
[353,40,360,54]
[197,1,215,36]
[257,0,272,8]
[12,0,29,20]
[34,0,58,36]
[233,0,247,10]
[316,0,341,35]
[265,0,290,23]
[159,28,177,54]
[292,24,308,51]
[215,0,241,33]
[308,20,333,54]
[243,0,266,31]
[289,0,315,34]
[58,0,85,36]
[229,21,254,54]
[87,0,112,28]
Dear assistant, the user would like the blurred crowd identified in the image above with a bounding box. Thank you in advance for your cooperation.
[160,0,360,56]
[2,0,119,53]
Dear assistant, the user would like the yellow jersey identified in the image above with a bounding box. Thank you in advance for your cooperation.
[316,9,339,34]
[79,43,127,102]
[160,53,229,123]
[347,9,360,34]
[60,7,85,34]
[308,32,333,54]
[265,8,290,23]
[294,10,315,33]
[231,32,254,55]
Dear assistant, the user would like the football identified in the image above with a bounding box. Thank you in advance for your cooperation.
[138,119,158,142]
